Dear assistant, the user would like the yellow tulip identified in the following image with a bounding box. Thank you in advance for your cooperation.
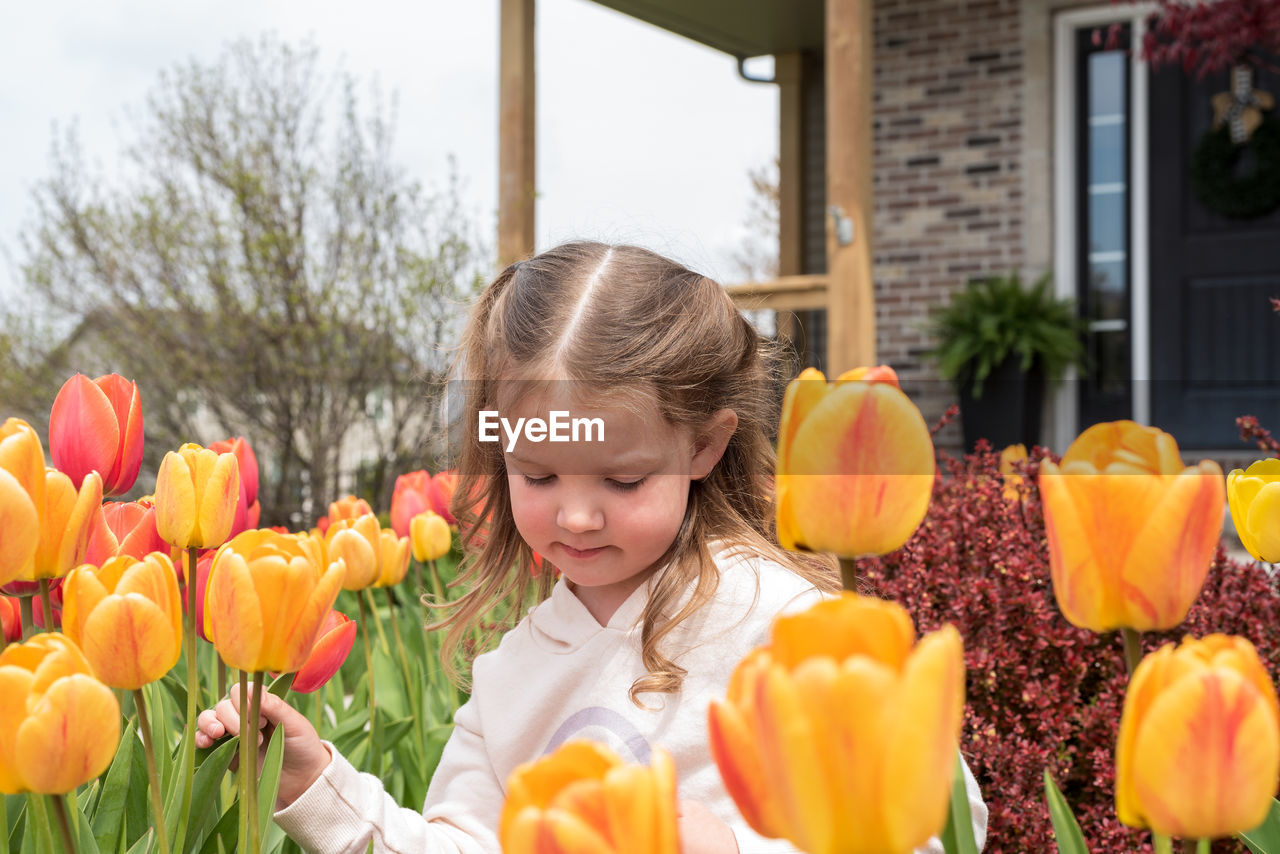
[0,632,120,794]
[1039,420,1224,632]
[410,511,452,562]
[998,443,1028,502]
[324,514,410,590]
[708,593,964,854]
[204,529,344,673]
[501,740,679,854]
[154,443,240,550]
[776,366,936,558]
[62,553,183,690]
[1116,634,1280,839]
[1,418,106,583]
[1227,458,1280,562]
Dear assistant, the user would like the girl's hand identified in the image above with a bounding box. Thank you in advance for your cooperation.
[195,688,332,809]
[677,800,739,854]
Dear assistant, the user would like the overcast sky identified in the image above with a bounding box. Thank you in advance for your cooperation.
[0,0,779,300]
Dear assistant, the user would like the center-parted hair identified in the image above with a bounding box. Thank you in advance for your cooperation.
[436,241,837,704]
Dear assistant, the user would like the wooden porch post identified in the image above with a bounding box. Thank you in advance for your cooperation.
[825,0,877,373]
[775,51,805,346]
[499,0,536,268]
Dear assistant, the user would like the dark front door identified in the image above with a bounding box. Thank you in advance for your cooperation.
[1148,58,1280,449]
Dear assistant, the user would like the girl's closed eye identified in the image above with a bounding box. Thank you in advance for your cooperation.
[522,473,556,487]
[606,477,647,492]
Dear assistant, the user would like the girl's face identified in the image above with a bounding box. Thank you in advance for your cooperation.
[499,389,733,625]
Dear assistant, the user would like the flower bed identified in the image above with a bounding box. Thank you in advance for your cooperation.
[862,443,1278,853]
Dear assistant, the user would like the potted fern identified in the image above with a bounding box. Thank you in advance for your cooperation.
[927,272,1086,452]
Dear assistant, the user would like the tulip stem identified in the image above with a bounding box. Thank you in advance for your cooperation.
[1153,834,1173,854]
[133,688,173,854]
[175,546,200,854]
[358,592,380,778]
[1121,628,1143,678]
[50,794,78,854]
[1189,840,1207,854]
[238,671,250,854]
[18,595,34,641]
[218,658,227,701]
[38,579,54,631]
[838,556,859,592]
[247,670,264,854]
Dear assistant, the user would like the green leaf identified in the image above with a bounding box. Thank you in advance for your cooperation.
[181,738,239,854]
[1240,798,1280,853]
[256,730,285,848]
[91,716,138,854]
[69,793,102,854]
[940,754,979,854]
[196,805,237,854]
[1043,769,1091,854]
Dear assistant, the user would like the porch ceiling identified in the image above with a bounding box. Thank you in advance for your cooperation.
[587,0,825,58]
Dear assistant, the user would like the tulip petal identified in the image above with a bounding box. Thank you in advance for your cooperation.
[881,626,965,851]
[82,595,180,689]
[1119,462,1223,629]
[0,665,35,793]
[0,469,38,585]
[771,594,915,671]
[96,375,145,496]
[155,452,197,548]
[1244,480,1280,563]
[207,552,265,672]
[197,451,240,548]
[15,673,119,794]
[292,613,357,693]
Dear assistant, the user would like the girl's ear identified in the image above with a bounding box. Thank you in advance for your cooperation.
[689,409,738,481]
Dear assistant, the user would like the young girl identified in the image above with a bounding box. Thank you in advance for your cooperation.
[197,241,987,854]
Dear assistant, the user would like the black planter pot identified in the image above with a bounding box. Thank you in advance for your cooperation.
[958,358,1046,453]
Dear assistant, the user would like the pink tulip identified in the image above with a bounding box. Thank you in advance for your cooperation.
[390,471,431,538]
[429,471,458,524]
[48,374,144,497]
[290,610,357,693]
[0,597,20,642]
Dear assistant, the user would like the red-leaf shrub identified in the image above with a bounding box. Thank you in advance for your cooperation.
[861,443,1279,853]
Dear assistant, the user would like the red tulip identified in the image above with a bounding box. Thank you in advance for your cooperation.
[48,373,144,497]
[86,500,168,563]
[390,471,431,538]
[430,470,458,524]
[0,597,20,642]
[290,610,357,693]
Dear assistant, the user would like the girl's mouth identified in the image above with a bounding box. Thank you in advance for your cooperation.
[559,544,605,559]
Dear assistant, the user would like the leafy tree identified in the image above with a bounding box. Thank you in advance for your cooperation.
[18,35,486,525]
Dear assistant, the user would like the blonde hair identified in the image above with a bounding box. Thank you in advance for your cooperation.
[436,241,837,704]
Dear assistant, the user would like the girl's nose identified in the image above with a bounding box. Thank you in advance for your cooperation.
[556,493,604,533]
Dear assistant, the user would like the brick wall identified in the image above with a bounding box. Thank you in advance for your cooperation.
[872,0,1028,449]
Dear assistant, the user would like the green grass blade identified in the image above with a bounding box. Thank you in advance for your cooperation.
[1043,769,1091,854]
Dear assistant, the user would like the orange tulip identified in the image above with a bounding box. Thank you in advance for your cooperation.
[154,443,240,550]
[48,373,145,497]
[501,740,679,854]
[709,593,964,854]
[324,514,410,590]
[62,552,183,690]
[1116,634,1280,839]
[390,470,431,538]
[1039,420,1224,632]
[776,367,936,558]
[410,511,452,562]
[0,632,120,794]
[290,610,357,693]
[998,443,1028,501]
[204,529,344,673]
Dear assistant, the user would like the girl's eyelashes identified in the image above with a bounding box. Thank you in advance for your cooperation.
[606,477,647,492]
[522,474,555,487]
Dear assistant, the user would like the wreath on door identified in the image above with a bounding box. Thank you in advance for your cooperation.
[1189,64,1280,220]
